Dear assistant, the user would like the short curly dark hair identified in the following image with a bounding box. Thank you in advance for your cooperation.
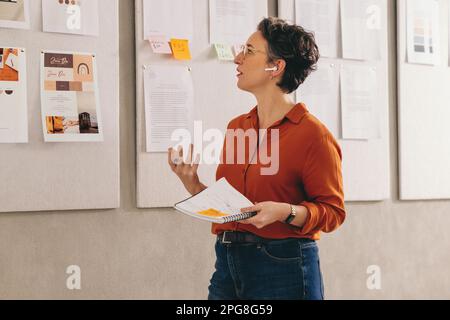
[257,17,320,94]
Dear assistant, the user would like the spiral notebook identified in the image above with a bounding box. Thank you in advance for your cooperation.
[174,178,257,224]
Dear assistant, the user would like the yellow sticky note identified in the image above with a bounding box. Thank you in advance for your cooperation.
[170,39,192,60]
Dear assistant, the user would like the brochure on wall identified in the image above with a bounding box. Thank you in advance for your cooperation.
[0,47,28,143]
[0,0,30,30]
[40,50,103,142]
[42,0,100,36]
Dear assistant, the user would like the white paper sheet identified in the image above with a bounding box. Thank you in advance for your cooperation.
[0,0,30,30]
[340,64,379,140]
[42,0,99,36]
[174,178,254,223]
[209,0,266,45]
[297,62,340,138]
[295,0,339,58]
[406,0,440,65]
[0,47,28,143]
[143,0,193,41]
[143,65,194,153]
[341,0,383,61]
[40,51,104,142]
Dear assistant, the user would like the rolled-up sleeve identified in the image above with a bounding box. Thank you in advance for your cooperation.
[300,134,346,235]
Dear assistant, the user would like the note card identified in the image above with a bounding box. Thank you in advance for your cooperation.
[148,35,172,54]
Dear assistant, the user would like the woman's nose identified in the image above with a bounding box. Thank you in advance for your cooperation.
[234,51,244,65]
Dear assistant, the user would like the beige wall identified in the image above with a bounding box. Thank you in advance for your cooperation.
[0,0,449,300]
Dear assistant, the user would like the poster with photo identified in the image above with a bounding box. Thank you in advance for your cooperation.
[0,47,28,143]
[40,51,103,142]
[42,0,99,36]
[0,0,30,30]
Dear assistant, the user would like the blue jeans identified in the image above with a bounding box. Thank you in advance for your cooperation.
[208,237,324,300]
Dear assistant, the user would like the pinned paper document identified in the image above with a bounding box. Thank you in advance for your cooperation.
[209,0,263,45]
[340,64,379,140]
[143,65,194,152]
[0,48,28,144]
[143,0,193,41]
[148,35,172,54]
[214,44,234,61]
[170,39,192,60]
[295,0,339,58]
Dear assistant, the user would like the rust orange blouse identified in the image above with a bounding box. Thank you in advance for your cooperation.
[213,103,346,241]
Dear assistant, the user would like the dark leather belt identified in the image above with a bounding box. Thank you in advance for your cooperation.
[218,231,271,244]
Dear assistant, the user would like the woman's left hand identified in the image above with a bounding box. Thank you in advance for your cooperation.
[240,201,290,229]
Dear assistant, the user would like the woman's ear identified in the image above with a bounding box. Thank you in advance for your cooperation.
[268,60,285,80]
[275,59,286,75]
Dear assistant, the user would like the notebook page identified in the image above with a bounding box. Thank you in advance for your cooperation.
[176,178,254,217]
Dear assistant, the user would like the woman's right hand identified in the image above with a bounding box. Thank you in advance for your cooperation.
[168,144,206,195]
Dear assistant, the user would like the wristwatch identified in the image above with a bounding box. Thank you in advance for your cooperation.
[284,205,297,225]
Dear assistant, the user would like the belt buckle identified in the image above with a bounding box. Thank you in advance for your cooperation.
[221,231,233,244]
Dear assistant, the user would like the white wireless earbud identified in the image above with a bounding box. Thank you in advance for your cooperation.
[264,66,278,72]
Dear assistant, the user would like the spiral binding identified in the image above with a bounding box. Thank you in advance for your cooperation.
[223,212,256,223]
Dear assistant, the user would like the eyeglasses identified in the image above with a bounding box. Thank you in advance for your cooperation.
[236,44,267,58]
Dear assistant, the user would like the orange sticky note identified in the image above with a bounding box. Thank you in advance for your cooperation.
[170,39,192,60]
[198,209,227,218]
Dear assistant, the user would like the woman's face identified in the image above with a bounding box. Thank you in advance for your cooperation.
[234,31,276,93]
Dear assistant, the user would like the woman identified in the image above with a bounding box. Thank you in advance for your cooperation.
[168,17,346,300]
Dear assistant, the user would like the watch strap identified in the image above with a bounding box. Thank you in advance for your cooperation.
[284,205,297,224]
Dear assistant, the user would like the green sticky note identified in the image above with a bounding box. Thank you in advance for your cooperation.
[214,44,234,61]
